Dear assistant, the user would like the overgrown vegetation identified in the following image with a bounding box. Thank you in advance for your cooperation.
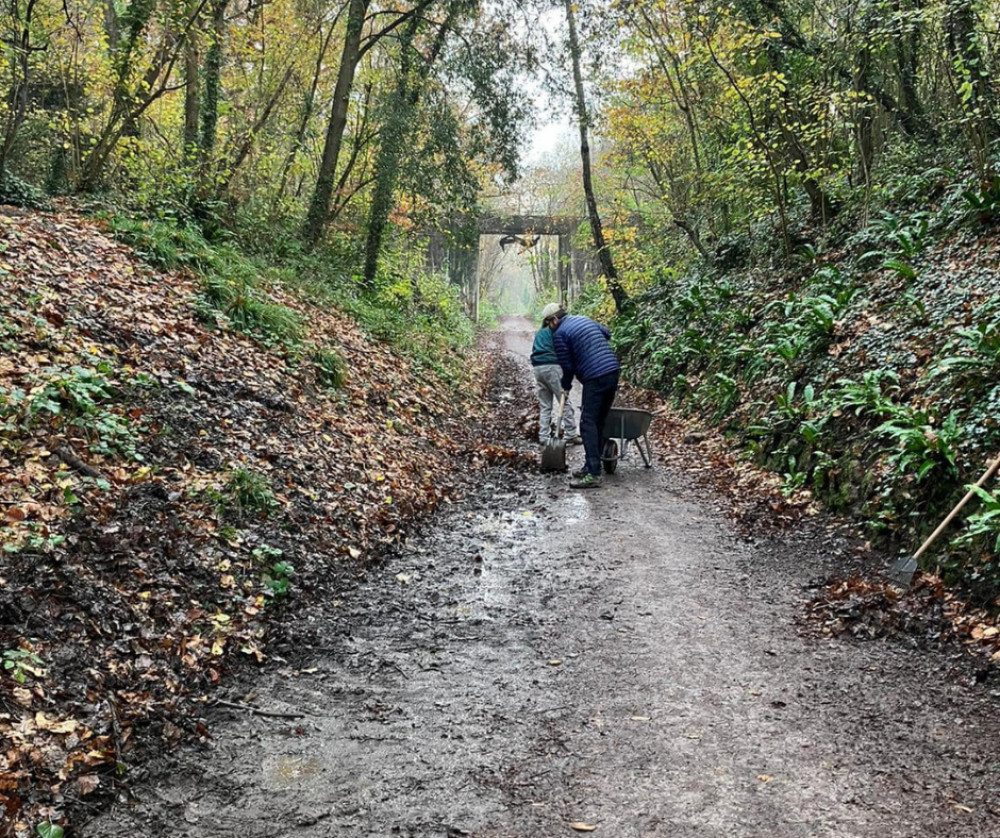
[611,172,1000,599]
[102,212,475,376]
[0,361,145,462]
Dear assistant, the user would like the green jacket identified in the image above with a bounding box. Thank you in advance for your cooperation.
[530,326,558,366]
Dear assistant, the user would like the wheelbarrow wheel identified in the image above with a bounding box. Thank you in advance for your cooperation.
[602,439,619,475]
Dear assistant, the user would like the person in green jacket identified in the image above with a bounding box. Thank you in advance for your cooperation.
[531,303,582,445]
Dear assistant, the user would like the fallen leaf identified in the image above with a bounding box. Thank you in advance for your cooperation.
[76,775,100,796]
[757,774,774,783]
[570,823,597,832]
[34,713,77,735]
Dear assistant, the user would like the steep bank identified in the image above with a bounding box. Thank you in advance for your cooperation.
[0,207,506,835]
[617,220,1000,597]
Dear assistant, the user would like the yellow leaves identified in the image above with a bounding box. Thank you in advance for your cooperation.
[240,642,265,663]
[34,713,78,735]
[570,823,597,832]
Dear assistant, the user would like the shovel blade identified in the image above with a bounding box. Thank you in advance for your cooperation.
[540,438,567,472]
[887,555,917,589]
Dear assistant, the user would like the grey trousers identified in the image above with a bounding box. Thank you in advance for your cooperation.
[533,363,577,442]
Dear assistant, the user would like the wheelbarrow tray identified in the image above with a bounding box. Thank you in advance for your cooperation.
[606,407,652,439]
[602,407,654,472]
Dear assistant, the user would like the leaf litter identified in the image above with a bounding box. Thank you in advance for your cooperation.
[0,207,530,835]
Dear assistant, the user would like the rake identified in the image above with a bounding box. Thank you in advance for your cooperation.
[888,454,1000,588]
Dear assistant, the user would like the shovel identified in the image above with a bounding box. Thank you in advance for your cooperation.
[540,391,568,472]
[888,454,1000,588]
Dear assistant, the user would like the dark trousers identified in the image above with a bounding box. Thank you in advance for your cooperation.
[580,370,620,476]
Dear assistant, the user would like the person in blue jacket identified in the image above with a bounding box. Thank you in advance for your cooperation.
[532,304,581,445]
[548,306,620,489]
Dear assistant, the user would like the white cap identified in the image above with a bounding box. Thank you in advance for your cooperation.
[540,303,560,322]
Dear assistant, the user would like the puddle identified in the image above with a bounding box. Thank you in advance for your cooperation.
[262,754,324,790]
[560,493,592,524]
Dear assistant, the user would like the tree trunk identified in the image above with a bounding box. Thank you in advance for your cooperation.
[853,34,876,197]
[673,218,711,260]
[0,0,39,183]
[362,5,459,287]
[198,0,228,165]
[302,0,369,248]
[895,0,924,127]
[275,22,338,211]
[564,0,627,314]
[215,64,296,197]
[183,17,201,157]
[76,0,206,191]
[946,0,998,175]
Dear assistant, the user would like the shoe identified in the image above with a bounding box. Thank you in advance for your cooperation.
[571,467,588,478]
[570,473,601,489]
[568,435,583,445]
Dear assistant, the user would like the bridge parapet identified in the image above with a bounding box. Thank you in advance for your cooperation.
[476,215,580,237]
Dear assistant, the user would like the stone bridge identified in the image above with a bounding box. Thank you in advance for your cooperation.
[426,215,595,320]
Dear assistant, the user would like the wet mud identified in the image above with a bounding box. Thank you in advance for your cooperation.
[83,318,1000,837]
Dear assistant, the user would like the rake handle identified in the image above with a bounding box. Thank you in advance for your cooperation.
[913,455,1000,560]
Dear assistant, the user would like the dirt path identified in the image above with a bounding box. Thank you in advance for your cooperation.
[83,317,1000,837]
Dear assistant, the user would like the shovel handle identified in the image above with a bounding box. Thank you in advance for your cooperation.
[552,391,567,439]
[913,455,1000,560]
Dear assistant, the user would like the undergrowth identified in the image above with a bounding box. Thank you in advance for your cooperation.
[101,212,474,383]
[613,164,1000,601]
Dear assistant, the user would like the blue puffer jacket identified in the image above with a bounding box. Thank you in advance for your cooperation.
[553,314,620,390]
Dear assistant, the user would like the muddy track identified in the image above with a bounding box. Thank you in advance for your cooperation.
[83,318,1000,837]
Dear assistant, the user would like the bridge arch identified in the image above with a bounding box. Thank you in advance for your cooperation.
[426,215,594,320]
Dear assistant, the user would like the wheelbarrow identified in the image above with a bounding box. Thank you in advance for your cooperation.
[601,407,654,475]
